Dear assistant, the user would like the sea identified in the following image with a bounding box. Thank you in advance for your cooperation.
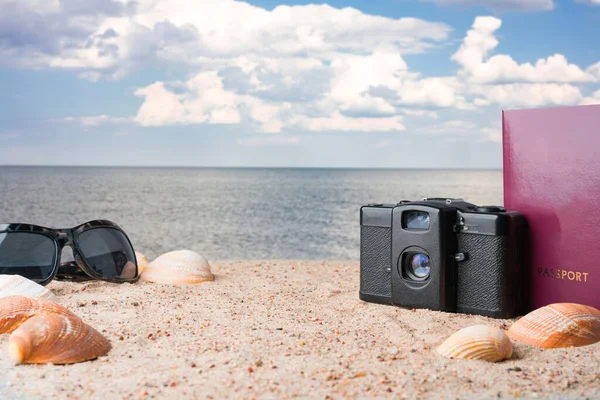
[0,167,503,261]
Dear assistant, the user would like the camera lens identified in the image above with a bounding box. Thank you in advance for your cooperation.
[408,253,430,280]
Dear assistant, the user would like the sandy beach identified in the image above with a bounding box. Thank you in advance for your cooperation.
[1,260,599,399]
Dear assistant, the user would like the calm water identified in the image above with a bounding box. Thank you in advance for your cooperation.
[0,167,503,261]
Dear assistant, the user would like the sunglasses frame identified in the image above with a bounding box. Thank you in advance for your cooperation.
[0,219,139,286]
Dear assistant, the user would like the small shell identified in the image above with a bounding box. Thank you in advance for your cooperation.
[135,251,150,274]
[0,275,55,300]
[507,303,600,348]
[140,250,214,284]
[437,325,513,362]
[0,296,76,334]
[8,313,111,364]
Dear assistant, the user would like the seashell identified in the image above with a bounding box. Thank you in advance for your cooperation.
[8,313,111,364]
[0,296,76,334]
[135,251,150,274]
[0,275,56,300]
[140,250,214,284]
[437,325,513,362]
[507,303,600,348]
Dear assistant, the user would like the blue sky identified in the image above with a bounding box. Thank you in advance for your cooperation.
[1,0,599,168]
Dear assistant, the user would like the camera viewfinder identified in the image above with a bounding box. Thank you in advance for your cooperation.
[403,211,430,230]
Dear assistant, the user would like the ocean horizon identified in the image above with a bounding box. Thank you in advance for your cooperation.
[0,166,504,261]
[0,164,503,170]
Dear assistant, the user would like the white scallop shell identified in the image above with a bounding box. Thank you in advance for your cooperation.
[0,275,56,300]
[437,324,513,362]
[139,250,214,284]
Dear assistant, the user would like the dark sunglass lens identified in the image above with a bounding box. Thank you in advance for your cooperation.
[0,232,57,282]
[76,228,137,279]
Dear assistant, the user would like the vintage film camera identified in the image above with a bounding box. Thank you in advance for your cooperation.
[359,198,528,318]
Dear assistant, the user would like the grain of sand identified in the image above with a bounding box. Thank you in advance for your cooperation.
[1,261,599,399]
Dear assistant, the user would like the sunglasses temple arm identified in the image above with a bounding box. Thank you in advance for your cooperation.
[55,261,95,282]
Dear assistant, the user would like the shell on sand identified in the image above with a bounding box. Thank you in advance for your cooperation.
[0,275,55,300]
[507,303,600,349]
[140,250,214,284]
[8,313,111,365]
[135,251,149,274]
[0,296,76,334]
[437,325,513,362]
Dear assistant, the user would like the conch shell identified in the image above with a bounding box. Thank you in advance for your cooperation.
[8,313,111,364]
[0,296,111,364]
[135,251,150,274]
[507,303,600,348]
[0,275,55,300]
[437,325,513,362]
[0,296,75,334]
[140,250,214,284]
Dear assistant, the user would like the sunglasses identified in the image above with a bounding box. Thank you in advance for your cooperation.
[0,220,138,286]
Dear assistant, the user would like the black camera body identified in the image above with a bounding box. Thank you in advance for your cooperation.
[360,198,528,319]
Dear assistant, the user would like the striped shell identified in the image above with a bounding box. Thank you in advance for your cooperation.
[0,296,75,334]
[140,250,214,284]
[437,325,513,362]
[507,303,600,348]
[135,251,150,274]
[8,313,111,364]
[0,275,55,300]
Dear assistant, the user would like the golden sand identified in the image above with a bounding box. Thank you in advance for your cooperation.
[1,261,599,399]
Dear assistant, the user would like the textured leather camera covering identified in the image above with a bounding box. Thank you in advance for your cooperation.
[457,234,512,317]
[360,225,391,299]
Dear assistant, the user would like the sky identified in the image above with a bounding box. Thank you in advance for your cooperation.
[1,0,599,168]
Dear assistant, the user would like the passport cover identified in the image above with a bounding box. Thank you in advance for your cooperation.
[503,104,600,312]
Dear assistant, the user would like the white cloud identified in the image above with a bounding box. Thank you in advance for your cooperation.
[132,70,406,133]
[400,109,439,119]
[132,72,293,132]
[4,1,599,140]
[482,127,502,142]
[324,48,468,116]
[444,120,478,129]
[452,17,595,84]
[64,115,131,126]
[422,119,476,134]
[238,136,301,147]
[580,90,600,105]
[577,0,600,5]
[588,61,600,79]
[447,16,592,109]
[418,119,500,142]
[421,0,554,11]
[470,83,583,107]
[127,1,450,57]
[78,71,103,82]
[121,10,466,133]
[1,1,456,133]
[0,0,451,74]
[290,112,405,132]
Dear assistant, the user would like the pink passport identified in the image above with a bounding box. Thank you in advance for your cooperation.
[503,104,600,311]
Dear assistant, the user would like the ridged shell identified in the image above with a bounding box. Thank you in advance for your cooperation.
[135,251,150,274]
[0,296,76,334]
[507,303,600,348]
[8,313,111,364]
[437,325,513,362]
[140,250,214,284]
[0,275,55,300]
